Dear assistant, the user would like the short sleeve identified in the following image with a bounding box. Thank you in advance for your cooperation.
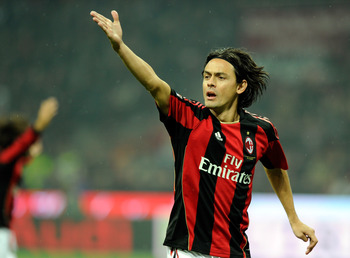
[260,139,288,170]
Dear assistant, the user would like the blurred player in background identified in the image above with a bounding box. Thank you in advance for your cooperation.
[0,97,58,258]
[91,10,318,258]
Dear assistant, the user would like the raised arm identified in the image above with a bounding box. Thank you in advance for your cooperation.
[90,10,171,115]
[0,97,58,163]
[33,97,59,132]
[264,167,318,255]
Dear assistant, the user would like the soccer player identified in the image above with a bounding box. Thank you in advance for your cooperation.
[0,97,58,258]
[90,10,318,258]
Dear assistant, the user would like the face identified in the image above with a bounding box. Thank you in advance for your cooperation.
[202,58,245,115]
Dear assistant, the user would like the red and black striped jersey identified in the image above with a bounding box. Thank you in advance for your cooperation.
[0,127,39,228]
[160,89,288,258]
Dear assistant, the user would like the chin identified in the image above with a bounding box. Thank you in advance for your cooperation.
[204,101,216,109]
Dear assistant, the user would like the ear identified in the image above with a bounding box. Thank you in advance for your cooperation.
[236,79,248,95]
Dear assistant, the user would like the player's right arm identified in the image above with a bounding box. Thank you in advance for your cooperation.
[90,10,171,115]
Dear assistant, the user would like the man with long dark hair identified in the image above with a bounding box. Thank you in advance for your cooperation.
[90,10,317,258]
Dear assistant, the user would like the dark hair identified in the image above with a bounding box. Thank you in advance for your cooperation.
[204,47,269,109]
[0,114,29,149]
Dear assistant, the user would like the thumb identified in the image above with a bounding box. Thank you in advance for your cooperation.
[111,10,119,22]
[300,234,308,242]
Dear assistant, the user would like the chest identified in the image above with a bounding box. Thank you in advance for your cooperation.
[186,120,269,162]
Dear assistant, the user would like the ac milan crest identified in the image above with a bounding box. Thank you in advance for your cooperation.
[245,137,254,154]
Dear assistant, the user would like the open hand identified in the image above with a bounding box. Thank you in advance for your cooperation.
[90,10,123,51]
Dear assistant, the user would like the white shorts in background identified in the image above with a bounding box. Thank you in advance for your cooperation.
[167,247,221,258]
[0,228,17,258]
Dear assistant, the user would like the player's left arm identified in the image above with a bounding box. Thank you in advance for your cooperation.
[264,167,318,255]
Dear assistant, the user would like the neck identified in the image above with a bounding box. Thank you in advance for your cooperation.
[210,109,240,123]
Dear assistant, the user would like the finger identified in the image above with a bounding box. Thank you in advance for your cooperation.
[90,10,107,20]
[91,11,110,25]
[93,11,110,21]
[95,19,109,32]
[305,235,318,255]
[90,10,105,23]
[91,15,111,33]
[111,10,119,22]
[92,15,108,26]
[306,241,316,254]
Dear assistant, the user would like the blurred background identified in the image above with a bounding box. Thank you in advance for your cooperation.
[0,0,349,257]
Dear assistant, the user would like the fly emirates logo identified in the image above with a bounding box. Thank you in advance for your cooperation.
[198,154,251,185]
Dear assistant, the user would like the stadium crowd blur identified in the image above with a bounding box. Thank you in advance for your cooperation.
[0,0,349,199]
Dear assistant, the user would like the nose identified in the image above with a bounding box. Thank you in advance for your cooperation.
[207,78,215,88]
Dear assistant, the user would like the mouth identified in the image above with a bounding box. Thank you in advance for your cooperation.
[206,91,216,100]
